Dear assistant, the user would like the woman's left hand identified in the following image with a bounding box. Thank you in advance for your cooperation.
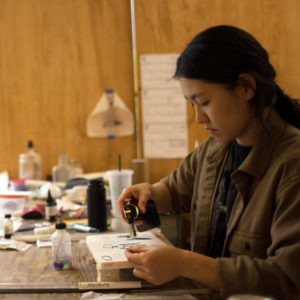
[125,244,184,285]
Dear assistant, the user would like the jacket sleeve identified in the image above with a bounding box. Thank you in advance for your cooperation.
[160,139,210,213]
[160,149,198,213]
[218,157,300,299]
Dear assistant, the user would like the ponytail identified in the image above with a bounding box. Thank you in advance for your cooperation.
[273,86,300,129]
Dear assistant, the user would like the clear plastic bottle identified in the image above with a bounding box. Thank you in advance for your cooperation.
[4,214,13,239]
[52,216,72,270]
[19,140,42,180]
[52,154,70,182]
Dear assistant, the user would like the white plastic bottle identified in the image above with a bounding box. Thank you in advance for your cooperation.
[52,216,72,270]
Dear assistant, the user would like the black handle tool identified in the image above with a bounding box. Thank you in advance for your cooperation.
[123,198,160,238]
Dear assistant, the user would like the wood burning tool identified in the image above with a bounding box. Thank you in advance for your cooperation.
[123,198,161,238]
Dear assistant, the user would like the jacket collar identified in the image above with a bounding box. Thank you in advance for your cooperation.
[205,109,286,179]
[206,137,229,166]
[239,109,286,179]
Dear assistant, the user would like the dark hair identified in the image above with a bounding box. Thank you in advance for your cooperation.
[175,25,300,129]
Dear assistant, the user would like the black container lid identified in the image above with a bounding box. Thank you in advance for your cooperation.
[27,140,33,149]
[55,222,66,230]
[88,177,105,187]
[55,215,66,229]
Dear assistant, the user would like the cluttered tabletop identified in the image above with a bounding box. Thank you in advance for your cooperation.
[0,175,215,300]
[0,174,100,299]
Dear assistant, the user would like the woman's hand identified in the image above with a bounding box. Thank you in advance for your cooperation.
[125,244,184,285]
[117,182,173,224]
[125,244,220,290]
[117,183,152,223]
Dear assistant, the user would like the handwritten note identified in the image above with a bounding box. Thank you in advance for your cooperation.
[140,54,188,159]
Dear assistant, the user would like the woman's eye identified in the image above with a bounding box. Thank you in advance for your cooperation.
[201,101,209,107]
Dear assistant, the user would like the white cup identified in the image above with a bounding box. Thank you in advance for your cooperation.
[110,216,129,233]
[106,169,134,218]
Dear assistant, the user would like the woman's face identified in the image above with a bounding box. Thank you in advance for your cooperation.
[179,77,257,146]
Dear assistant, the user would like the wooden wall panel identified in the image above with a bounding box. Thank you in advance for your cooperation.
[134,0,300,182]
[0,0,299,184]
[0,0,136,180]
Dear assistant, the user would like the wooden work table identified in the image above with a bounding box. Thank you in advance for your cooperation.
[0,233,96,299]
[0,226,218,300]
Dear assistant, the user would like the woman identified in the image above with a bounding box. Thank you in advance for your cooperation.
[117,25,300,299]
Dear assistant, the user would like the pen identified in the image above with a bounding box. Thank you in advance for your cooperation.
[17,222,52,233]
[17,227,36,232]
[72,224,98,233]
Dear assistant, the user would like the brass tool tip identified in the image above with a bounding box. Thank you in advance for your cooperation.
[130,224,137,238]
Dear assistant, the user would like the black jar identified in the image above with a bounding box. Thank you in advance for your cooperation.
[87,178,107,231]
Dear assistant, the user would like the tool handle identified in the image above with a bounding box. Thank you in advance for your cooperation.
[136,199,161,227]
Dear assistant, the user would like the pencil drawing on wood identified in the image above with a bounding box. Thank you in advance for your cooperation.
[86,231,167,270]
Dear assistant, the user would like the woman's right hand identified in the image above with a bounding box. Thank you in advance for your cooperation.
[117,183,152,223]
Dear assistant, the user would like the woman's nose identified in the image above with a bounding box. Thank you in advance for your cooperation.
[195,107,209,124]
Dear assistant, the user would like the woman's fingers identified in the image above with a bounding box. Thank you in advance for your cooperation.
[125,246,148,263]
[117,183,152,220]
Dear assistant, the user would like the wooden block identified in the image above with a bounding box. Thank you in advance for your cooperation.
[86,231,167,271]
[97,268,136,282]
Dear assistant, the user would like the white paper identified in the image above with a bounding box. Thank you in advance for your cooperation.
[0,239,31,251]
[0,172,9,191]
[140,54,179,90]
[143,124,187,159]
[140,54,188,159]
[141,90,186,124]
[0,196,26,215]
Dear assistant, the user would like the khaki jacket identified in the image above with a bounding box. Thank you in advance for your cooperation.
[161,110,300,299]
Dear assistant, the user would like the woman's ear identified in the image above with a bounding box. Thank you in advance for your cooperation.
[238,73,257,101]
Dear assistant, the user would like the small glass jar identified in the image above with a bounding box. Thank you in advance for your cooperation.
[4,214,13,239]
